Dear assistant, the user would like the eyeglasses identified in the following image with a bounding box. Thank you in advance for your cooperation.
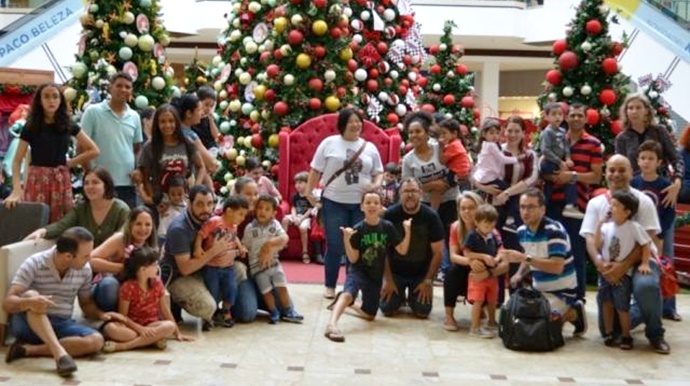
[519,204,542,211]
[400,190,421,195]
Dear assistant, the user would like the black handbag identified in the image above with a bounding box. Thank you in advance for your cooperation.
[498,287,564,352]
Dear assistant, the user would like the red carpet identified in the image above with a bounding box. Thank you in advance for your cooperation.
[281,260,346,285]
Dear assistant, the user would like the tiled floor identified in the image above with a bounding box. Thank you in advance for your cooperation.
[2,285,689,385]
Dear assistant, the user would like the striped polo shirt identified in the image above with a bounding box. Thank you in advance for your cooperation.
[12,247,92,319]
[517,217,577,300]
[550,131,603,210]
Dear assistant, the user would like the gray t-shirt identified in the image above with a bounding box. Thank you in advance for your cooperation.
[138,141,193,196]
[402,142,459,204]
[539,125,569,164]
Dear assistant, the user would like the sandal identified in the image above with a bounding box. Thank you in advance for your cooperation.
[443,320,459,332]
[620,336,633,350]
[603,332,617,347]
[324,327,345,342]
[102,340,117,353]
[302,252,311,264]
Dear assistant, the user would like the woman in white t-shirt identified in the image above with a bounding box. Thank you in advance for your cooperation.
[306,109,384,299]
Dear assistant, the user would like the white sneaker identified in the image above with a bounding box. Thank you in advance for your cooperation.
[562,205,585,219]
[469,327,495,339]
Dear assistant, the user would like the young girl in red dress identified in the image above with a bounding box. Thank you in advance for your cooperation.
[4,83,99,221]
[102,246,192,352]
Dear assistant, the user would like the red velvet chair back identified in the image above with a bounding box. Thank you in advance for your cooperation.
[278,113,402,202]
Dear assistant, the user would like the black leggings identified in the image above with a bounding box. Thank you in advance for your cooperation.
[443,263,469,307]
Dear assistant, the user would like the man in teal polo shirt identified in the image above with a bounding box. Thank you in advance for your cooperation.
[81,72,143,207]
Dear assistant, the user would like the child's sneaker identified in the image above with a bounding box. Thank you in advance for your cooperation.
[502,216,518,233]
[469,327,495,339]
[281,308,304,323]
[562,205,585,219]
[269,309,281,324]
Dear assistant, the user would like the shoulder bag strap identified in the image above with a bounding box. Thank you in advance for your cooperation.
[324,141,368,188]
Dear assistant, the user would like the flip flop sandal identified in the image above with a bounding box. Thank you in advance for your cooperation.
[324,328,345,342]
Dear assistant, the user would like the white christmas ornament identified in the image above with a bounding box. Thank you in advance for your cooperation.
[118,47,133,60]
[248,1,261,12]
[229,100,242,112]
[395,104,407,116]
[171,86,181,98]
[284,74,295,86]
[122,12,135,24]
[350,19,363,32]
[324,70,336,82]
[138,34,155,51]
[219,90,228,100]
[383,9,395,21]
[291,14,303,25]
[562,86,574,97]
[240,57,248,66]
[212,55,222,66]
[353,34,362,44]
[214,81,223,92]
[343,7,353,17]
[152,77,166,90]
[411,55,421,64]
[245,41,258,54]
[63,87,77,102]
[648,90,659,99]
[219,100,229,110]
[360,11,371,21]
[378,92,389,102]
[135,95,149,109]
[230,30,242,42]
[581,41,592,52]
[124,33,138,47]
[548,92,557,101]
[241,103,254,115]
[232,18,241,28]
[580,84,592,95]
[408,72,417,82]
[433,83,441,92]
[439,44,447,51]
[239,72,252,85]
[389,70,399,79]
[95,19,104,29]
[354,69,368,82]
[446,71,455,78]
[234,68,243,77]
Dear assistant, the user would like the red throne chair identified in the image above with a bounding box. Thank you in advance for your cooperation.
[277,113,402,259]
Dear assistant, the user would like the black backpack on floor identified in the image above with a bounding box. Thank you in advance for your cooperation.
[498,287,564,352]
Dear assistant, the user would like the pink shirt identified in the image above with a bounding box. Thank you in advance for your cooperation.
[472,141,519,184]
[256,175,282,200]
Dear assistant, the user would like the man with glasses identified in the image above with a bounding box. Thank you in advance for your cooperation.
[501,188,586,336]
[380,177,444,318]
[579,154,669,354]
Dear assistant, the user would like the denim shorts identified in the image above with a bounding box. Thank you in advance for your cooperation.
[343,269,382,317]
[10,313,99,345]
[598,275,633,312]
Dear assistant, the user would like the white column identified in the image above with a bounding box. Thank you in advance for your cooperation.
[479,61,500,118]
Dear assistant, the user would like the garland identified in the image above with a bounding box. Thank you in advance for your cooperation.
[0,84,39,96]
[676,212,690,229]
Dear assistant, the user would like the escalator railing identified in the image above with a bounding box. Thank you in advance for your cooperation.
[0,0,82,67]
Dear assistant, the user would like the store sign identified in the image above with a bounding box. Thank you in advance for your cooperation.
[605,0,690,64]
[0,0,83,67]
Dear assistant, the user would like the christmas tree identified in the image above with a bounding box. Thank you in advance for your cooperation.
[210,0,356,194]
[417,20,477,151]
[182,49,211,94]
[537,0,630,153]
[66,0,175,115]
[638,73,673,132]
[345,0,425,128]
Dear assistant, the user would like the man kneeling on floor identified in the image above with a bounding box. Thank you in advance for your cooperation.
[4,227,124,376]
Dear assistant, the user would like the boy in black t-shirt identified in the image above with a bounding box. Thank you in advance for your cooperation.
[281,171,318,263]
[324,190,411,342]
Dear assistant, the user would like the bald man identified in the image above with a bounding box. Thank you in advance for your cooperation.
[579,154,669,354]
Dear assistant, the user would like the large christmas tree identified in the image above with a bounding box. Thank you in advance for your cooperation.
[345,0,425,128]
[417,20,477,150]
[210,0,356,194]
[66,0,175,114]
[537,0,629,153]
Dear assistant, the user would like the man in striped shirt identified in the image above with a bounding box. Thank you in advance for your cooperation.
[547,103,604,302]
[501,188,587,336]
[3,227,124,377]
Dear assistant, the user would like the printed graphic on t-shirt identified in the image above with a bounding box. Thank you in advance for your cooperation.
[417,162,445,184]
[344,148,363,185]
[160,155,187,190]
[608,236,621,261]
[360,231,389,266]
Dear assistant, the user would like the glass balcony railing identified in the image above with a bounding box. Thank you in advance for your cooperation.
[1,0,49,9]
[645,0,690,27]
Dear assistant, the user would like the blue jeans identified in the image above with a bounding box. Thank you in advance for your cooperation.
[547,204,587,301]
[92,275,120,312]
[11,313,99,345]
[541,160,577,206]
[322,197,363,289]
[434,199,457,275]
[202,266,237,306]
[597,260,664,341]
[598,275,632,312]
[344,268,381,317]
[231,279,258,323]
[379,274,432,318]
[115,186,137,209]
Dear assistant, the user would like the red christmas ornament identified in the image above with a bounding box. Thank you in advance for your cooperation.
[610,119,623,135]
[273,101,289,116]
[264,89,275,101]
[330,27,342,39]
[266,64,280,78]
[421,104,436,113]
[313,0,327,8]
[599,89,617,105]
[376,42,388,55]
[452,44,463,54]
[398,85,408,95]
[369,68,380,79]
[585,19,603,35]
[430,64,442,75]
[251,124,260,134]
[473,108,481,119]
[314,46,326,58]
[602,58,618,75]
[545,69,562,85]
[417,76,428,88]
[403,55,412,65]
[366,79,379,92]
[387,113,399,125]
[308,78,324,92]
[429,45,439,55]
[240,12,254,25]
[383,77,393,87]
[288,30,304,46]
[251,134,263,149]
[558,51,578,71]
[586,108,600,125]
[270,164,280,177]
[552,39,567,56]
[273,48,283,60]
[337,87,347,98]
[461,96,474,108]
[443,94,455,106]
[455,64,468,76]
[611,41,623,56]
[309,98,322,110]
[401,79,410,87]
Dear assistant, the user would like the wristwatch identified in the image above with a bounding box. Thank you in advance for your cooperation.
[571,172,578,183]
[525,254,533,264]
